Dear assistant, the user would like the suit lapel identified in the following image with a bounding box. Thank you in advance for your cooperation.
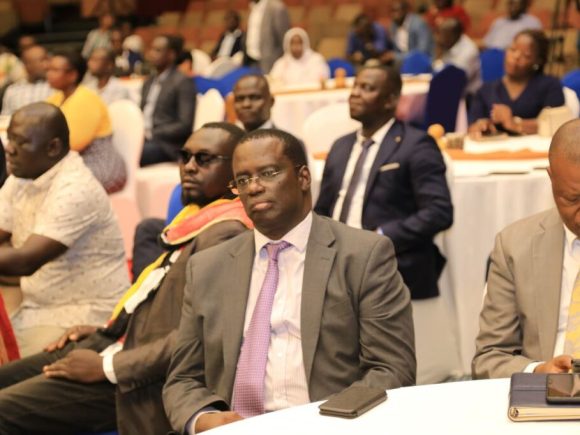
[301,215,336,384]
[222,232,255,396]
[532,209,565,359]
[363,121,404,203]
[330,134,357,211]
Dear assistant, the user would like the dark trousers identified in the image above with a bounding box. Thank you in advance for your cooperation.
[140,139,177,167]
[0,341,116,434]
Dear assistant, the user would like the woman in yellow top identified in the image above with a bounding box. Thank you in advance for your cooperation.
[46,51,126,193]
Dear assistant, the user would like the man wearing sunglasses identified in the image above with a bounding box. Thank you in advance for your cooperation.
[0,123,253,435]
[163,129,416,434]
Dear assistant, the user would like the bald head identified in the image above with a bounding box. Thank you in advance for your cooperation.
[549,119,580,164]
[548,119,580,238]
[5,102,70,178]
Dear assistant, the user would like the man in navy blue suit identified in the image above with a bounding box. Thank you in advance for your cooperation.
[314,65,453,300]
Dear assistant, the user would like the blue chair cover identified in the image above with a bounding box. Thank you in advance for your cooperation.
[424,64,467,133]
[193,76,221,94]
[479,48,505,82]
[215,66,262,97]
[327,58,356,77]
[401,51,432,75]
[562,68,580,101]
[166,183,183,225]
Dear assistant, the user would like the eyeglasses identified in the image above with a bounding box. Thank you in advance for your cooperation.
[178,150,231,167]
[228,165,303,195]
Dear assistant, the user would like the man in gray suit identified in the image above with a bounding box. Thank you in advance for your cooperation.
[244,0,290,73]
[140,35,196,166]
[473,119,580,379]
[163,129,416,434]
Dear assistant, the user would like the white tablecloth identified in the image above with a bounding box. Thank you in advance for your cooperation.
[203,379,579,435]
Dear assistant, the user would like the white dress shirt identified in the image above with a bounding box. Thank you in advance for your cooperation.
[217,29,242,58]
[246,0,269,60]
[525,224,580,372]
[331,119,395,229]
[241,211,313,410]
[434,33,482,95]
[395,16,410,53]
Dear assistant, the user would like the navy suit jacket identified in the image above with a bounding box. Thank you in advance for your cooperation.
[314,120,453,299]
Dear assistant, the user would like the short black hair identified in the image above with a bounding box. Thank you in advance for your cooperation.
[159,34,184,56]
[176,50,193,66]
[202,122,245,151]
[234,74,271,95]
[515,29,549,73]
[53,50,86,85]
[238,129,308,167]
[361,64,402,97]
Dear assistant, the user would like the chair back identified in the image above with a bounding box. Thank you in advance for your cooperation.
[166,184,183,224]
[194,76,221,94]
[401,51,432,75]
[302,102,360,157]
[424,65,467,133]
[108,100,144,196]
[563,86,580,118]
[562,68,580,101]
[191,49,211,76]
[194,88,225,130]
[479,48,505,82]
[204,56,238,78]
[327,58,356,78]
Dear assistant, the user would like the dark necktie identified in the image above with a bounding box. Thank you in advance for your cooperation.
[339,138,374,223]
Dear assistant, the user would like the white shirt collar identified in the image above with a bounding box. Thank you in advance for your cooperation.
[356,118,395,145]
[564,223,580,253]
[254,211,313,254]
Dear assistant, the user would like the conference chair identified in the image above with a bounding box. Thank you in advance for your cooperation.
[401,51,432,75]
[562,68,580,101]
[166,184,183,224]
[479,48,504,83]
[563,86,580,118]
[424,65,467,133]
[327,58,356,77]
[193,76,221,94]
[204,56,238,78]
[108,100,145,257]
[191,49,211,76]
[193,88,226,131]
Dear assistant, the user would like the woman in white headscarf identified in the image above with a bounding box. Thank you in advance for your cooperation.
[270,27,331,86]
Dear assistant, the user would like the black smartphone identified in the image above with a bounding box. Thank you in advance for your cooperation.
[546,373,580,404]
[318,385,387,419]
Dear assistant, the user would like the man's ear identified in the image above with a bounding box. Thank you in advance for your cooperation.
[46,137,64,158]
[298,165,311,191]
[384,93,399,113]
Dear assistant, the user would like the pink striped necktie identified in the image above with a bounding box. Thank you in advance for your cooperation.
[232,241,291,417]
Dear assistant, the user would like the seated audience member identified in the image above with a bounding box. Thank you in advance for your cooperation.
[0,45,25,89]
[468,29,564,136]
[483,0,541,50]
[85,47,130,104]
[389,0,434,58]
[0,122,251,434]
[0,102,129,357]
[176,50,194,77]
[17,35,36,55]
[111,27,143,76]
[1,45,53,116]
[433,18,481,97]
[270,28,330,87]
[212,10,245,60]
[46,50,127,193]
[162,128,416,434]
[82,13,115,59]
[424,0,471,32]
[347,13,395,66]
[243,0,290,73]
[315,66,453,300]
[473,119,580,379]
[233,74,276,131]
[140,35,196,167]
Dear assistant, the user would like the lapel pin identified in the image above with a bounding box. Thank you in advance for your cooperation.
[395,136,402,143]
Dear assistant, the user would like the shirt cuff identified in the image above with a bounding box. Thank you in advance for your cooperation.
[187,407,219,435]
[102,354,118,384]
[376,227,384,235]
[524,361,543,373]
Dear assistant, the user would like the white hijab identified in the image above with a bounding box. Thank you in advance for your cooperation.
[270,27,330,86]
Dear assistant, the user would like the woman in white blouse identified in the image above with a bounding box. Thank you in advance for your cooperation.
[270,27,331,87]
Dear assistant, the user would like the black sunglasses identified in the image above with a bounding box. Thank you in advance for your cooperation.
[178,150,231,167]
